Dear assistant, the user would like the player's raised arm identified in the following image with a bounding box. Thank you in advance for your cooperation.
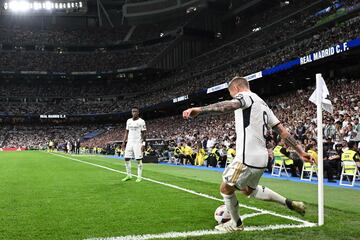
[273,123,313,163]
[183,94,253,119]
[183,77,253,119]
[183,100,241,119]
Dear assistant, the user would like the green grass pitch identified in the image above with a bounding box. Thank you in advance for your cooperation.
[0,151,359,240]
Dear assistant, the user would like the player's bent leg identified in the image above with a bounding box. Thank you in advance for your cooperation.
[135,159,143,182]
[122,158,132,181]
[215,182,244,232]
[249,185,305,216]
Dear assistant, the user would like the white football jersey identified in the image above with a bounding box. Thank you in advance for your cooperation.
[234,91,280,168]
[126,118,146,143]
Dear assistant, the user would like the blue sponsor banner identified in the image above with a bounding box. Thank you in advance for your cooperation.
[262,59,299,76]
[347,37,360,48]
[262,38,360,77]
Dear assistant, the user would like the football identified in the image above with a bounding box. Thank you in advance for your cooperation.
[214,205,231,224]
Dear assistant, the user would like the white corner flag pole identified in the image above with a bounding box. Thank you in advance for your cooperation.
[316,73,324,226]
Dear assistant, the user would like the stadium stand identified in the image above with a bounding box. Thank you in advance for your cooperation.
[0,0,358,184]
[0,14,358,114]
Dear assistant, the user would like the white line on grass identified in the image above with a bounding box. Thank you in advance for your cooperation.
[48,153,316,239]
[241,212,267,220]
[69,154,98,157]
[87,223,314,240]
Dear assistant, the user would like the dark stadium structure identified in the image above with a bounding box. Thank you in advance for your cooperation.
[0,0,359,150]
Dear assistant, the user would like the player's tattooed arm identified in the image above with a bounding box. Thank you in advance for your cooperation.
[273,123,313,163]
[284,135,302,153]
[200,99,242,113]
[183,96,246,119]
[273,123,306,156]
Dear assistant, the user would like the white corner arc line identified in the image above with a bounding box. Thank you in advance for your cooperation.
[49,153,316,228]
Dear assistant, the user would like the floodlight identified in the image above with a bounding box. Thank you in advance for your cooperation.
[9,1,31,12]
[44,1,53,10]
[33,1,41,10]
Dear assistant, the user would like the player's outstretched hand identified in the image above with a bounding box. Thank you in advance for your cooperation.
[299,151,314,164]
[183,107,202,119]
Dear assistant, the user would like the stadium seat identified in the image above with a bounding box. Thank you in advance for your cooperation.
[339,161,359,187]
[300,162,317,182]
[271,158,289,177]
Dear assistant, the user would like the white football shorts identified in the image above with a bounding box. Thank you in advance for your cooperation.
[223,160,265,190]
[124,142,143,160]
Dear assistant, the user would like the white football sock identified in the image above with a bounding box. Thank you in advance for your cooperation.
[221,192,240,223]
[125,160,131,176]
[250,185,286,205]
[137,160,143,179]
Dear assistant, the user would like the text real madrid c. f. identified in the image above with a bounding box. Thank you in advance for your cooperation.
[300,42,349,65]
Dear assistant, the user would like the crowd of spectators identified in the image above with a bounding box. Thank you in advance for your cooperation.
[82,77,360,147]
[0,17,187,73]
[0,26,131,46]
[0,12,358,114]
[0,17,187,47]
[1,125,97,149]
[0,41,168,72]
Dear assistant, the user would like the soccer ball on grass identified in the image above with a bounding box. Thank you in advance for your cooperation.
[214,204,231,224]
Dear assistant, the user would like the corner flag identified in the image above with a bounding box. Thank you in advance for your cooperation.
[308,73,333,227]
[309,74,333,114]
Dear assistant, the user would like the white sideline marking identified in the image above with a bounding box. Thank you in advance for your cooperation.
[242,212,267,220]
[69,154,98,157]
[49,153,316,239]
[87,223,314,240]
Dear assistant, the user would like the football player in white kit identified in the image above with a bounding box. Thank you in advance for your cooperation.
[122,107,146,183]
[183,77,313,232]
